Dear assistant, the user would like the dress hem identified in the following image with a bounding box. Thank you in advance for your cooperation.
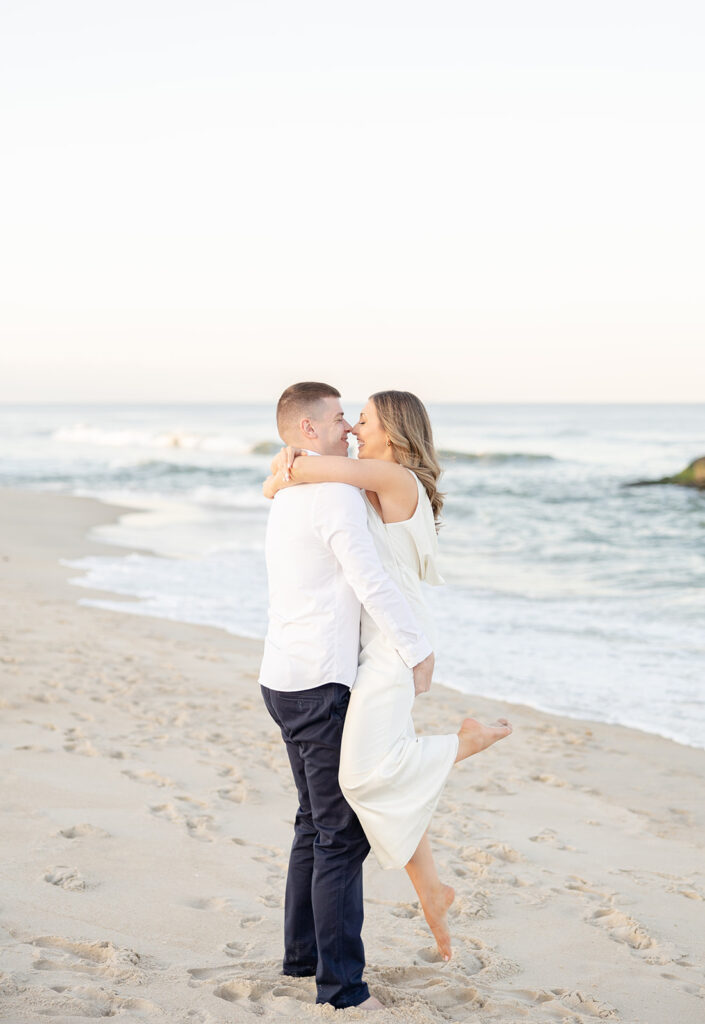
[369,732,459,871]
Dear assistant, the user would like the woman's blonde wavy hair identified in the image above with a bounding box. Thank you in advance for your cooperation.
[370,390,444,529]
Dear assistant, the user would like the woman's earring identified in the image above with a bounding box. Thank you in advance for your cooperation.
[386,439,392,446]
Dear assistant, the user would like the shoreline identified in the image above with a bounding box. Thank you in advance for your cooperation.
[1,486,704,1023]
[5,485,702,754]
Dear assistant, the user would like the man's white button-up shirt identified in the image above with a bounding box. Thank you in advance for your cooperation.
[258,481,432,692]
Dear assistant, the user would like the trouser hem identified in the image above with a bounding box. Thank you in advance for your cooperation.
[316,983,370,1009]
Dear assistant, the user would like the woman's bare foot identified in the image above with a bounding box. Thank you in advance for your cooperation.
[419,882,455,960]
[455,717,512,763]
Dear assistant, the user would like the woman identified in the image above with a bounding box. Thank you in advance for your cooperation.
[263,390,512,960]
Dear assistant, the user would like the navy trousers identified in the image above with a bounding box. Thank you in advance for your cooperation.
[260,682,371,1009]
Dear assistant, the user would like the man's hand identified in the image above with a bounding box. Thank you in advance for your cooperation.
[412,651,434,696]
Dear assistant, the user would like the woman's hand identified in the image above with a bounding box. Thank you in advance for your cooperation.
[263,447,309,499]
[270,446,305,482]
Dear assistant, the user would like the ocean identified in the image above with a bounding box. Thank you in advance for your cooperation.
[1,401,703,749]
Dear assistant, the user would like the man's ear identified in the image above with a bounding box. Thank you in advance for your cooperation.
[300,418,317,440]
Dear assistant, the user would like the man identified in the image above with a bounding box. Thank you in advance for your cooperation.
[259,381,434,1011]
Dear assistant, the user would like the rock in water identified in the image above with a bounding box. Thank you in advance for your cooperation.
[625,456,705,490]
[251,441,281,456]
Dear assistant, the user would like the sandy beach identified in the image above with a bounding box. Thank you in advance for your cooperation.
[1,487,703,1024]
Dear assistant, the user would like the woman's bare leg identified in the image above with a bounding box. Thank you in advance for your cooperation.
[402,718,512,959]
[405,831,455,960]
[455,717,512,763]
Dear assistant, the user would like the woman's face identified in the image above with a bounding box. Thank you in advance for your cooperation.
[351,400,389,460]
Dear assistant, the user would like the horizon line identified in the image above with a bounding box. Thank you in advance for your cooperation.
[1,398,703,407]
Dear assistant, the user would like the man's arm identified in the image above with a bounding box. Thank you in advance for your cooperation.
[313,484,432,670]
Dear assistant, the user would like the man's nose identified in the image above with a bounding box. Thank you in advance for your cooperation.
[342,420,352,432]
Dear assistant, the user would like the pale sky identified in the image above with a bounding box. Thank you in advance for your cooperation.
[1,0,704,402]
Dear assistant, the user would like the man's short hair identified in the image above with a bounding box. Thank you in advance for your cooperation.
[276,382,341,438]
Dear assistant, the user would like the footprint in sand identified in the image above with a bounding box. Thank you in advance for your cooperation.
[150,802,182,824]
[71,710,94,722]
[27,935,148,984]
[63,726,99,756]
[43,866,87,891]
[57,823,111,840]
[223,940,252,958]
[390,903,421,919]
[459,846,493,868]
[249,844,287,915]
[176,793,209,808]
[563,875,665,959]
[27,984,162,1018]
[422,983,485,1012]
[615,868,705,903]
[187,896,239,913]
[63,738,98,756]
[185,815,216,842]
[270,983,316,1002]
[212,975,315,1007]
[529,828,577,851]
[473,779,516,796]
[590,906,655,951]
[531,772,569,787]
[681,982,705,999]
[149,802,217,842]
[674,887,704,901]
[486,842,522,863]
[452,889,490,919]
[257,893,282,909]
[555,988,620,1018]
[188,965,235,981]
[213,978,269,1003]
[377,962,479,983]
[371,957,486,1013]
[240,915,263,929]
[564,875,609,897]
[515,987,619,1019]
[251,844,286,863]
[454,843,523,892]
[462,937,522,983]
[217,785,247,803]
[122,768,175,787]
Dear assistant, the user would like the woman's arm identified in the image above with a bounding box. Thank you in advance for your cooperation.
[292,454,411,492]
[265,449,417,520]
[262,474,280,499]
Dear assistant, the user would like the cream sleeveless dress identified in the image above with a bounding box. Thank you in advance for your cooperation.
[338,471,459,870]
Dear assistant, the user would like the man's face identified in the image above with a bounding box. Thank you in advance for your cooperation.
[308,397,352,456]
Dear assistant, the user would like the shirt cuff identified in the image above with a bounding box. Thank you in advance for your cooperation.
[397,635,433,669]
